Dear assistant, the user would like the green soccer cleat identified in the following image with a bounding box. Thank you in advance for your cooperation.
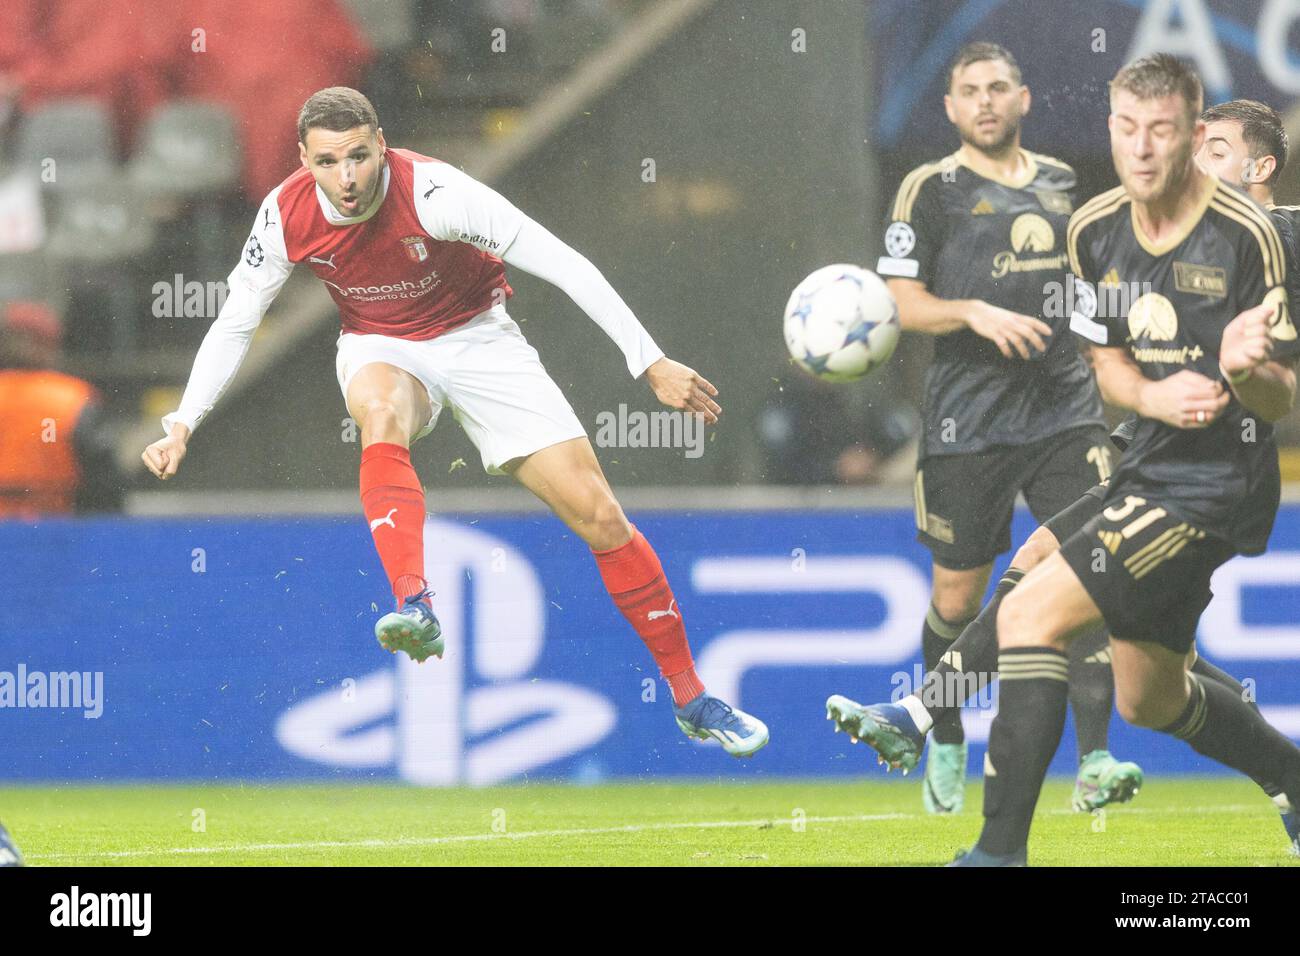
[923,741,967,814]
[825,695,925,773]
[375,588,444,663]
[1072,749,1144,812]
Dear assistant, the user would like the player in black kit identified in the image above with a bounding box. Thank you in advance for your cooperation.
[949,55,1300,865]
[869,41,1137,814]
[828,95,1300,858]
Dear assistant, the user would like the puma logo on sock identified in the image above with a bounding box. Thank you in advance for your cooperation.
[647,599,678,622]
[369,508,398,532]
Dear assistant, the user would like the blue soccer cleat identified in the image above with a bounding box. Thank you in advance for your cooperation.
[0,822,23,867]
[375,588,444,663]
[675,693,770,758]
[947,845,1027,867]
[825,694,926,773]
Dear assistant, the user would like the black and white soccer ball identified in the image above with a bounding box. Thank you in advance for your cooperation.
[783,264,900,382]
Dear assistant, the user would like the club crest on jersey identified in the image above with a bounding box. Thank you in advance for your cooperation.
[402,235,430,263]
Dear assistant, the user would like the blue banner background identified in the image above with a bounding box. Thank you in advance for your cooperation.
[1,507,1298,783]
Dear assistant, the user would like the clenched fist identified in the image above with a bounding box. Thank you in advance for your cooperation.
[142,432,189,480]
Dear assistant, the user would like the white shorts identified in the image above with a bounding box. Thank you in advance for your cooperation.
[335,304,587,474]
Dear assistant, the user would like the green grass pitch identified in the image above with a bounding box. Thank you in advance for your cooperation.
[2,777,1296,866]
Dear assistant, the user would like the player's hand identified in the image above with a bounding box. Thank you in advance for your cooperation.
[1138,369,1229,429]
[963,300,1052,360]
[1220,303,1276,378]
[142,434,188,480]
[645,357,721,425]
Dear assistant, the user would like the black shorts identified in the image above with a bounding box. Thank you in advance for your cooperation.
[1058,493,1237,654]
[1042,481,1108,544]
[914,425,1114,570]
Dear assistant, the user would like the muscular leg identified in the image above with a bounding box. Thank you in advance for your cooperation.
[507,437,703,706]
[1114,639,1300,802]
[505,436,631,550]
[346,363,435,605]
[346,362,433,450]
[974,551,1101,858]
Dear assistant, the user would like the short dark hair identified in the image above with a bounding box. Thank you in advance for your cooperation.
[1202,99,1289,186]
[297,87,379,144]
[1110,53,1203,121]
[948,42,1021,88]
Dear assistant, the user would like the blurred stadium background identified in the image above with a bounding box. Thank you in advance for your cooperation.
[2,0,1299,799]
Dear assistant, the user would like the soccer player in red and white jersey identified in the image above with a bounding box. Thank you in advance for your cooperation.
[141,87,768,757]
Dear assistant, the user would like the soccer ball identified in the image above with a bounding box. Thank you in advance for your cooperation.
[783,265,900,382]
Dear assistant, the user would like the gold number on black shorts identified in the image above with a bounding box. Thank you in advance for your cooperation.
[1086,444,1113,483]
[1102,495,1146,522]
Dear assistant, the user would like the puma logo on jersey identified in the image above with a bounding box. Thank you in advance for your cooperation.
[423,184,444,200]
[647,600,678,622]
[369,508,398,532]
[309,254,338,270]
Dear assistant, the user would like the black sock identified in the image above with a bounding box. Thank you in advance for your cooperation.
[917,569,1024,729]
[922,603,974,745]
[976,647,1069,857]
[1067,625,1114,760]
[1188,656,1283,798]
[1162,674,1300,804]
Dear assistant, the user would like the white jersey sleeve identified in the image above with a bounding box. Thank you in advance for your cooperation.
[161,189,293,435]
[413,162,526,256]
[413,162,664,378]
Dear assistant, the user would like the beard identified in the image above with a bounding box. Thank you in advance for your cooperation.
[958,112,1021,156]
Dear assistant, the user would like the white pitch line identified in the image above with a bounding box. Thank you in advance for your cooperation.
[24,803,1278,862]
[25,812,912,861]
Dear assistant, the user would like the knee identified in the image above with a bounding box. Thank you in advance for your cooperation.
[357,397,403,433]
[932,576,981,622]
[1011,525,1059,573]
[1115,690,1176,729]
[581,492,632,550]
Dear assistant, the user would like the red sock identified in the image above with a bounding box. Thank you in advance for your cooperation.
[592,526,705,707]
[359,442,428,606]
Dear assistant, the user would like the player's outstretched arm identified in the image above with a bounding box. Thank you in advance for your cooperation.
[1221,302,1297,423]
[416,164,712,414]
[887,278,1050,359]
[142,193,292,480]
[499,218,667,377]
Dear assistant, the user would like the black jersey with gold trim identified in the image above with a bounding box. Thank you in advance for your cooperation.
[878,149,1103,457]
[1068,175,1299,554]
[1269,203,1300,311]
